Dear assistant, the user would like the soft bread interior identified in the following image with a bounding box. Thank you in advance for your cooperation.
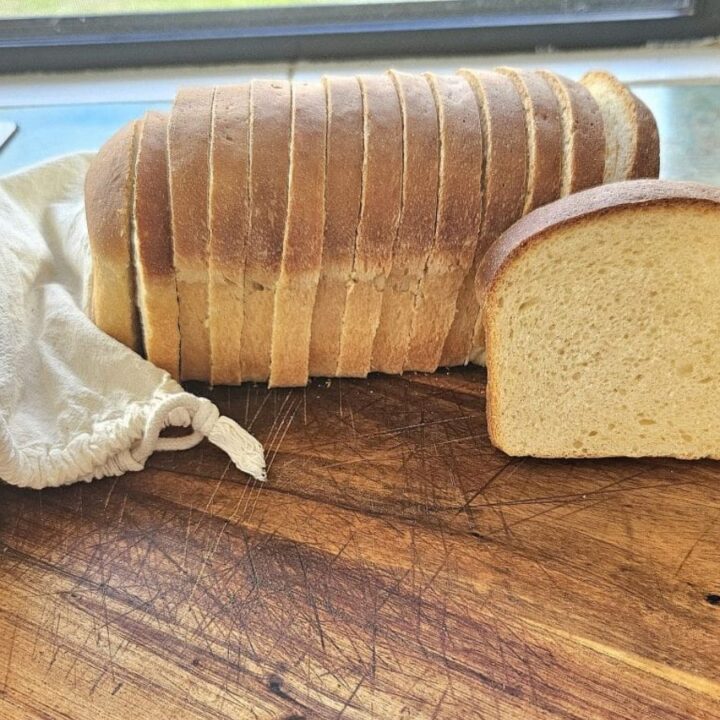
[486,204,720,459]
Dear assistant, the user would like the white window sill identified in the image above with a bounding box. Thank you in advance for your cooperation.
[0,40,718,108]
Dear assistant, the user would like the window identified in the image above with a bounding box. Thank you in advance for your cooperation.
[0,1,717,72]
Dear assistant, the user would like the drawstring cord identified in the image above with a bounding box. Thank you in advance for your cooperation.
[137,393,266,482]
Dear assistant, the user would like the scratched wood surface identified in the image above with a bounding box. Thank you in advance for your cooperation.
[0,366,719,719]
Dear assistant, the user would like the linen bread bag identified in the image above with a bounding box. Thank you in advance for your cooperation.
[85,68,659,386]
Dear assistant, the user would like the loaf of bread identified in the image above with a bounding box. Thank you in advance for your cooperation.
[480,180,720,459]
[86,68,660,386]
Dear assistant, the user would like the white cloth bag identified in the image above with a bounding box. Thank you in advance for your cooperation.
[0,153,265,489]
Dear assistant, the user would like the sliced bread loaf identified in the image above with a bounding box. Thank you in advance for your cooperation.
[241,79,292,382]
[371,70,440,374]
[85,119,141,352]
[441,69,526,368]
[269,80,327,388]
[336,74,403,378]
[581,70,660,182]
[168,86,214,381]
[481,179,720,459]
[208,84,250,385]
[132,111,180,378]
[308,76,364,378]
[404,73,483,373]
[536,70,605,196]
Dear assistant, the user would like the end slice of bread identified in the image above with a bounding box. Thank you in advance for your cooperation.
[85,119,141,352]
[580,70,660,182]
[133,111,180,378]
[481,179,720,459]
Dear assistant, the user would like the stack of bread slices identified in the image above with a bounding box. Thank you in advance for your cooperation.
[85,68,659,386]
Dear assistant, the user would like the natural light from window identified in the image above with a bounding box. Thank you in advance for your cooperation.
[0,0,695,17]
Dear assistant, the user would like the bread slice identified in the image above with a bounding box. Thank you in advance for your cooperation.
[580,70,660,182]
[308,76,364,378]
[241,79,292,382]
[369,70,440,375]
[167,86,214,381]
[536,70,605,196]
[336,74,403,378]
[404,73,483,373]
[481,179,720,459]
[440,69,526,368]
[269,80,327,388]
[497,66,562,213]
[132,111,180,378]
[85,119,141,352]
[208,83,250,385]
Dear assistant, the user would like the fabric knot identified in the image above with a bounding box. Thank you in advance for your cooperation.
[191,399,266,481]
[191,399,220,437]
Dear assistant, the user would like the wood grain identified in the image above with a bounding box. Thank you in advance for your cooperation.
[1,367,719,719]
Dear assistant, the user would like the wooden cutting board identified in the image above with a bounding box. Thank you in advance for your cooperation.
[0,367,719,719]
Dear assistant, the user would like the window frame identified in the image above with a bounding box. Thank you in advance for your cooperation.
[0,0,717,73]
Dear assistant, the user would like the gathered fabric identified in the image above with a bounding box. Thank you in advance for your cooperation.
[0,153,265,490]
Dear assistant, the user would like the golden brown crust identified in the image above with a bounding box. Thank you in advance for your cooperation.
[308,76,364,378]
[537,70,605,195]
[269,80,327,388]
[209,83,250,385]
[336,73,403,377]
[85,119,141,352]
[441,69,526,368]
[371,69,440,374]
[133,110,180,378]
[168,86,214,381]
[483,298,503,450]
[478,179,720,308]
[241,79,292,382]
